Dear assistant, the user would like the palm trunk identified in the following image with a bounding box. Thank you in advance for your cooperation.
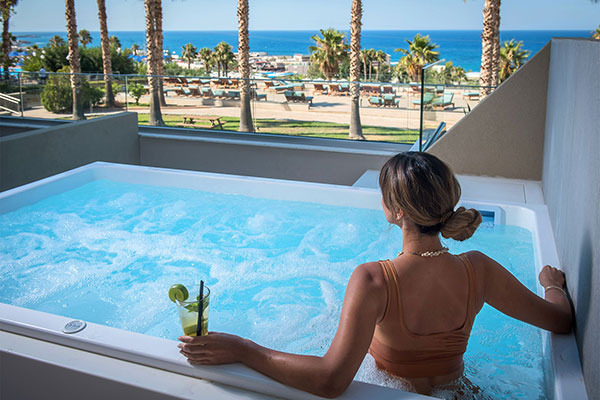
[144,0,164,126]
[490,0,501,89]
[480,0,500,96]
[362,59,367,81]
[2,12,10,81]
[349,0,364,140]
[237,0,254,133]
[153,0,166,107]
[96,0,115,108]
[65,0,85,120]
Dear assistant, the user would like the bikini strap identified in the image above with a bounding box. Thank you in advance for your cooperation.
[457,253,477,325]
[377,260,399,323]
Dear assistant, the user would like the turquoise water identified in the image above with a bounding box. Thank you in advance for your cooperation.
[0,180,543,399]
[15,30,590,72]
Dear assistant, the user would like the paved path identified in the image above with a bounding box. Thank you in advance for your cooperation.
[22,87,476,133]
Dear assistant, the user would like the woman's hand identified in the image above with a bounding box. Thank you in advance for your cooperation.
[178,332,247,365]
[539,265,566,289]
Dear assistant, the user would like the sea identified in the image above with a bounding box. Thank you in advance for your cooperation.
[14,30,590,72]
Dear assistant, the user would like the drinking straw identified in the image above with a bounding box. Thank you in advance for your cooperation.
[196,280,204,336]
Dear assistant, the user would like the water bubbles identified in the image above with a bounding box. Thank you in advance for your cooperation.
[0,179,543,398]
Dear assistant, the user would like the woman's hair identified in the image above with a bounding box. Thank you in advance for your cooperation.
[379,152,482,241]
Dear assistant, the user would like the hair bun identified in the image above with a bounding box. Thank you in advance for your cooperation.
[440,207,482,241]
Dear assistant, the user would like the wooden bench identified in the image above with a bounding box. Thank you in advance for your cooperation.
[180,115,227,130]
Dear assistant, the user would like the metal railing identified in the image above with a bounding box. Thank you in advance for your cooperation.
[0,92,22,116]
[8,70,494,146]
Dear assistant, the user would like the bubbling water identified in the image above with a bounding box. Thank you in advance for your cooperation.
[0,180,544,399]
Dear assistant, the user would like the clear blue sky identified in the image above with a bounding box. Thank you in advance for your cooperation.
[10,0,600,32]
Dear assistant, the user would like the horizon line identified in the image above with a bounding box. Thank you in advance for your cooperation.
[13,28,593,33]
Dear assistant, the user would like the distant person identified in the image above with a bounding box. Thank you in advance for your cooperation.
[38,67,47,84]
[178,152,573,398]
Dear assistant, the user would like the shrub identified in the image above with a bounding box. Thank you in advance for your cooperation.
[41,73,107,113]
[40,74,72,113]
[129,82,146,105]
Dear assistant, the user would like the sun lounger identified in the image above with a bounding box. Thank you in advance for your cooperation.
[225,90,240,100]
[284,91,313,104]
[360,84,379,96]
[368,96,383,107]
[251,89,267,101]
[411,92,435,108]
[462,91,480,100]
[432,93,455,110]
[329,83,349,96]
[164,77,179,86]
[189,85,201,96]
[173,86,190,96]
[313,83,328,95]
[408,83,421,96]
[383,94,398,108]
[200,87,213,98]
[382,85,394,95]
[213,89,226,99]
[228,79,240,89]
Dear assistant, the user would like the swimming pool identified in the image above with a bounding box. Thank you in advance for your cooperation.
[0,162,586,399]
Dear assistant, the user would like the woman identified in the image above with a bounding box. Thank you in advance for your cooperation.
[178,152,573,398]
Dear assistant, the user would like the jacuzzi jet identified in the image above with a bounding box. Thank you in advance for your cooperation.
[62,320,87,334]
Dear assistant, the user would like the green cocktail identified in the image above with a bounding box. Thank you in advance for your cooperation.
[169,284,210,336]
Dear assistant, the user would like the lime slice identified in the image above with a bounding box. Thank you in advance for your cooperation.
[168,284,189,303]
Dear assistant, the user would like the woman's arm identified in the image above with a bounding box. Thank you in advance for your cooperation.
[178,262,386,398]
[470,251,572,334]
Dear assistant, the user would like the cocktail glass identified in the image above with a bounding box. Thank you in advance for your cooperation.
[175,286,210,336]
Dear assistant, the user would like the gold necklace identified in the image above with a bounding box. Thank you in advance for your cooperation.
[398,247,449,257]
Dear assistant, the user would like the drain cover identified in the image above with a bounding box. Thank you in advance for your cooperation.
[62,320,87,334]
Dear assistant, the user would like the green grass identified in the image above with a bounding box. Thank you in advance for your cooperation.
[136,114,417,144]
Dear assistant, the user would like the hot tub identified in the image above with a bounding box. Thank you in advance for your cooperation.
[0,162,587,399]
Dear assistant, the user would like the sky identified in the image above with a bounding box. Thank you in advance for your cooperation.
[9,0,600,32]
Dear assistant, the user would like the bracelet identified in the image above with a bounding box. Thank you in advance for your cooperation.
[544,285,566,294]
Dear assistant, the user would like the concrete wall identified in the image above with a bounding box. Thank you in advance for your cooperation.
[542,38,600,400]
[429,43,551,180]
[0,113,140,191]
[0,116,69,137]
[0,352,183,400]
[140,128,405,185]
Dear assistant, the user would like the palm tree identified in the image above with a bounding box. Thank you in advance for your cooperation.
[394,34,439,82]
[65,0,84,120]
[78,29,92,48]
[592,25,600,40]
[1,0,18,81]
[181,43,197,69]
[109,35,121,50]
[49,35,66,48]
[214,41,234,77]
[348,0,364,140]
[237,0,254,133]
[308,28,349,81]
[199,47,212,74]
[153,0,166,106]
[96,0,115,108]
[360,49,371,81]
[131,43,140,55]
[367,48,376,80]
[480,0,501,96]
[498,39,530,82]
[374,50,387,82]
[144,0,164,126]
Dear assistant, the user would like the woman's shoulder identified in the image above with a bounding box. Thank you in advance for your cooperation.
[351,261,388,288]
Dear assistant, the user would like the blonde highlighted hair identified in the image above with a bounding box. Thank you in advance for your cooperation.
[379,152,482,241]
